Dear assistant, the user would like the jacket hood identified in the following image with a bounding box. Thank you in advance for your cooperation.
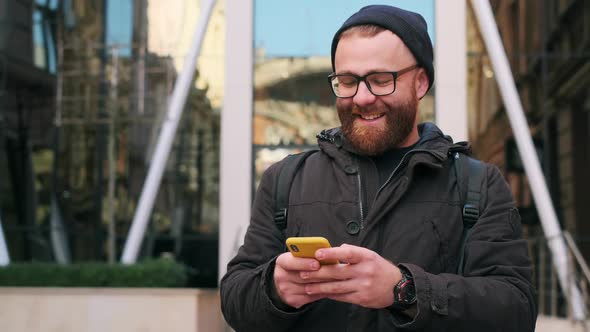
[316,122,471,167]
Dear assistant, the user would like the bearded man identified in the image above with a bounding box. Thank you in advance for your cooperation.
[221,5,536,332]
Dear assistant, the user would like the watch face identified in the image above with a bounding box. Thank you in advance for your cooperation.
[393,269,416,309]
[403,282,416,304]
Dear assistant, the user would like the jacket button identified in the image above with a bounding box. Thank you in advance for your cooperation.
[343,165,358,174]
[346,220,361,235]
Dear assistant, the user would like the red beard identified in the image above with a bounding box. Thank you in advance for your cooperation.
[337,92,418,156]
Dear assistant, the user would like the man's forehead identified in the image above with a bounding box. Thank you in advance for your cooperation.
[335,30,415,62]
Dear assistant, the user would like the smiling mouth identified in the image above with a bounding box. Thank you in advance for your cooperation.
[358,113,385,120]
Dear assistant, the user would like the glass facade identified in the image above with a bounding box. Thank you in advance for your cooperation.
[253,0,435,186]
[0,0,224,287]
[2,1,437,284]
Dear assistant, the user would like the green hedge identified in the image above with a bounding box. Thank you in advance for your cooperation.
[0,259,188,287]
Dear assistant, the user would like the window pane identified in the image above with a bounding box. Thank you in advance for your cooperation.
[33,11,46,69]
[32,3,57,73]
[106,0,133,57]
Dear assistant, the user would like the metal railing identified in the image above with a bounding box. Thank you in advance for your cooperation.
[529,231,590,331]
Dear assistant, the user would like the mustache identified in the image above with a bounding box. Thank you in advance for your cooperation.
[351,103,391,115]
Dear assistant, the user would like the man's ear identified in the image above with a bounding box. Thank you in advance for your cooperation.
[414,68,429,99]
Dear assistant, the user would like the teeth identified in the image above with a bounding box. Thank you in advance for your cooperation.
[360,113,384,120]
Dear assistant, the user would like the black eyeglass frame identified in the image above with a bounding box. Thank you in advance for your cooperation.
[328,64,419,98]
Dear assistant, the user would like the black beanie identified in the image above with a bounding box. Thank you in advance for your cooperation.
[331,5,434,91]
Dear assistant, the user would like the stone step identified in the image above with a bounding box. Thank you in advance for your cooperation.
[536,315,587,332]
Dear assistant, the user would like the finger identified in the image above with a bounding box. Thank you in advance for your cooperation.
[300,263,351,282]
[278,270,314,285]
[274,279,328,307]
[274,279,311,296]
[275,265,321,286]
[284,270,327,285]
[275,263,329,288]
[304,279,358,296]
[276,252,321,272]
[315,244,374,265]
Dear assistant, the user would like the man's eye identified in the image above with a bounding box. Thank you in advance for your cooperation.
[338,77,357,87]
[370,75,393,86]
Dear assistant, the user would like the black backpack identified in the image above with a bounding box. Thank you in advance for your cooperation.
[273,149,484,275]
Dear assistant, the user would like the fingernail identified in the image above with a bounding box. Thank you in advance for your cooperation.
[310,261,319,269]
[305,285,313,294]
[315,250,324,259]
[301,272,309,279]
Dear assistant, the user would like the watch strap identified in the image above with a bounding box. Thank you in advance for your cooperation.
[390,266,416,311]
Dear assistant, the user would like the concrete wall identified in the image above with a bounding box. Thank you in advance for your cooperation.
[0,288,224,332]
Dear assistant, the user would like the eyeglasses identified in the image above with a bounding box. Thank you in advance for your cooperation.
[328,64,418,98]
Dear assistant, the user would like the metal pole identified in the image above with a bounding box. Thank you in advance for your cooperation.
[121,0,217,263]
[107,47,119,264]
[50,27,71,264]
[0,214,9,265]
[470,0,586,320]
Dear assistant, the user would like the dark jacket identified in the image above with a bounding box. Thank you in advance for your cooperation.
[220,123,536,331]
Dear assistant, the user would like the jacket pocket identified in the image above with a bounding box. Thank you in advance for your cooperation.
[427,219,449,273]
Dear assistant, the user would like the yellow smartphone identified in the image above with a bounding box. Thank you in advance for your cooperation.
[285,237,338,265]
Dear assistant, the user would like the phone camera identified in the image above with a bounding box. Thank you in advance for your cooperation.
[290,244,299,252]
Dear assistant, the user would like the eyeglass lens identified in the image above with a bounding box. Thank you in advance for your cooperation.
[330,72,396,97]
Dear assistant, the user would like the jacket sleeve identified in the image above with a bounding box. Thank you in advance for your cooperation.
[220,162,309,331]
[392,164,537,331]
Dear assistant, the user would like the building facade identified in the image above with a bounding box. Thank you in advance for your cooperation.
[467,0,590,316]
[468,0,589,252]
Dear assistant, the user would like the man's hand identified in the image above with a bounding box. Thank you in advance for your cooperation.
[273,252,328,308]
[300,244,403,309]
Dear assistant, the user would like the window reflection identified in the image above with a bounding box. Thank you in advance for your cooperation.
[1,0,224,287]
[254,56,337,146]
[253,147,312,190]
[33,1,57,73]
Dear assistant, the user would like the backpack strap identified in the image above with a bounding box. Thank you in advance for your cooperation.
[453,152,485,275]
[274,150,318,236]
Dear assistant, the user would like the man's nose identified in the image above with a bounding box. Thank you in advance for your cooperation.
[353,81,377,106]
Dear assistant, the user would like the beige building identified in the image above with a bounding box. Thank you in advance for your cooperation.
[147,0,225,110]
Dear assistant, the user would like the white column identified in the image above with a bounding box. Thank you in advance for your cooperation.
[219,0,253,279]
[435,0,468,142]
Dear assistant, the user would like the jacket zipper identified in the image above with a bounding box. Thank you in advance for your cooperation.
[357,173,365,229]
[375,149,444,199]
[356,149,442,232]
[372,149,443,254]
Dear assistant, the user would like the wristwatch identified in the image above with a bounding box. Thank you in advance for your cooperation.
[390,266,417,311]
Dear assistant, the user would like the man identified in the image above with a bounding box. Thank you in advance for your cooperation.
[221,5,536,331]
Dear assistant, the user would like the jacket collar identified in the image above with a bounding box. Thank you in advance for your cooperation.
[316,122,471,169]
